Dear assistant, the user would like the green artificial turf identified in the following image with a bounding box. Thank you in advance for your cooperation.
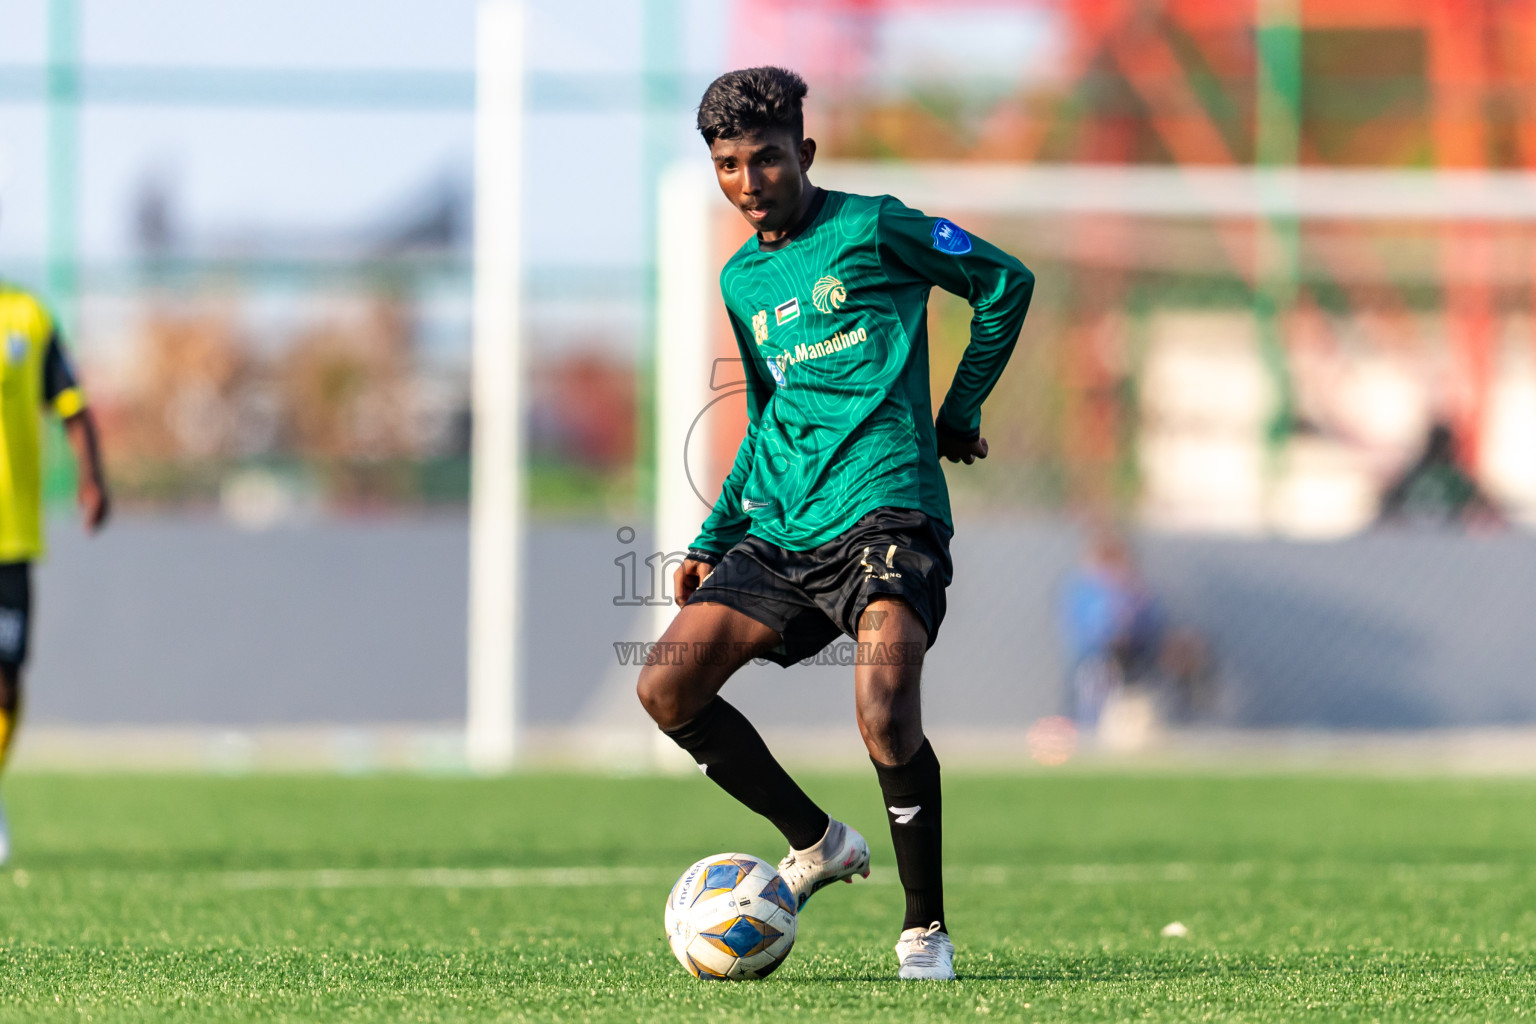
[0,772,1531,1022]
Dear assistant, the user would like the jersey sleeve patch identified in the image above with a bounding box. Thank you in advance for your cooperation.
[53,386,86,419]
[765,357,787,388]
[931,218,973,255]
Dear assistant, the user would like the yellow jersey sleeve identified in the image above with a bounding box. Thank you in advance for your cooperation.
[42,333,87,419]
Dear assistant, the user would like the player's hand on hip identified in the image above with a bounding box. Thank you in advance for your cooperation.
[673,558,714,606]
[938,434,989,465]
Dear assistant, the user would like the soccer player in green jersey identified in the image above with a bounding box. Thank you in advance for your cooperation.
[0,277,110,863]
[637,67,1033,980]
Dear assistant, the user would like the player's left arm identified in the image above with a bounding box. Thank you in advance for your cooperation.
[877,198,1035,464]
[43,332,110,532]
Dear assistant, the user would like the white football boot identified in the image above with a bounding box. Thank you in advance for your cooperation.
[895,921,955,980]
[776,817,871,911]
[0,795,10,866]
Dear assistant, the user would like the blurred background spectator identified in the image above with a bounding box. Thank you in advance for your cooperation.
[1057,527,1215,741]
[1376,422,1504,531]
[1058,528,1164,728]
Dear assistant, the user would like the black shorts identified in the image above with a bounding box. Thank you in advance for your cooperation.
[690,507,953,667]
[0,562,31,669]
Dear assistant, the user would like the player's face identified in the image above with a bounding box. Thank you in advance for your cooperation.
[709,129,817,235]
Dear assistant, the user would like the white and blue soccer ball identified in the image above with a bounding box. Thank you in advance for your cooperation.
[664,852,798,980]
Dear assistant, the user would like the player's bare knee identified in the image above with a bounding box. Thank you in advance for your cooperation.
[638,657,719,730]
[857,668,923,763]
[856,689,901,747]
[861,722,923,766]
[859,721,915,767]
[635,664,683,728]
[857,704,894,750]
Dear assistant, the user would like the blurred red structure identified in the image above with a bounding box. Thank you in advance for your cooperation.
[729,0,1536,497]
[734,0,1536,167]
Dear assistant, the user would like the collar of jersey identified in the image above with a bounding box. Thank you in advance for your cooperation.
[754,187,832,254]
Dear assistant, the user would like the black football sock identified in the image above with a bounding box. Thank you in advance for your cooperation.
[663,696,829,850]
[873,738,945,933]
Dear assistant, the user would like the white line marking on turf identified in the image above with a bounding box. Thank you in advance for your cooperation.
[197,862,1525,891]
[219,866,675,890]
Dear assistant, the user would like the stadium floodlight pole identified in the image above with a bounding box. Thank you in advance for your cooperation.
[651,163,715,770]
[467,0,526,773]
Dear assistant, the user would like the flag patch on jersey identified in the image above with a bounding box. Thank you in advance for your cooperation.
[775,297,800,325]
[931,218,972,255]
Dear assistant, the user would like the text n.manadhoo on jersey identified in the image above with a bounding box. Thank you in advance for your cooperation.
[691,190,1035,555]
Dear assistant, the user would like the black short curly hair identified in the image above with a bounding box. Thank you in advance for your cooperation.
[696,66,808,146]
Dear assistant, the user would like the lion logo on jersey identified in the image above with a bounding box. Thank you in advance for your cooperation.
[811,275,846,314]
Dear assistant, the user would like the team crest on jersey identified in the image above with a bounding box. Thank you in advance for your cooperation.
[751,310,769,345]
[4,332,26,366]
[811,275,846,314]
[765,357,787,387]
[931,218,972,255]
[775,297,800,326]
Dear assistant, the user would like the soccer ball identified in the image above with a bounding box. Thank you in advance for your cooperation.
[664,852,798,980]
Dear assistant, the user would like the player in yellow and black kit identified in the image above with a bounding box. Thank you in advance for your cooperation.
[0,283,109,863]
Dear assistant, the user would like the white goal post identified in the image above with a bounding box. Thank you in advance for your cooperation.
[467,0,525,772]
[652,164,718,633]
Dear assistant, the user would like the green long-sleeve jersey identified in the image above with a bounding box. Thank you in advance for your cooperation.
[690,188,1035,555]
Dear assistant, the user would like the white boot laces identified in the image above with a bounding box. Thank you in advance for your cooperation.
[900,922,945,967]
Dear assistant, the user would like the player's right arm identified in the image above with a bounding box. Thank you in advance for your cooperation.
[675,308,774,606]
[63,411,109,532]
[43,327,110,532]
